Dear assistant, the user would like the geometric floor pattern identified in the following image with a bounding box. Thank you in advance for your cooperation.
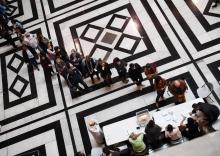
[0,0,220,155]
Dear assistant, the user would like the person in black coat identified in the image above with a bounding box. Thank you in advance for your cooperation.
[145,120,162,149]
[54,46,69,64]
[22,44,39,71]
[128,63,143,86]
[67,65,89,92]
[84,55,100,83]
[69,49,85,76]
[97,59,112,87]
[113,57,128,83]
[180,117,200,140]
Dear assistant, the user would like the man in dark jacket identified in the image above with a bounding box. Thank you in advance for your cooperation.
[54,46,69,64]
[113,57,128,83]
[84,55,100,83]
[128,63,143,86]
[67,65,88,92]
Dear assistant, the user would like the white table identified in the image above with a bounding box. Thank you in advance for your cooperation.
[197,85,211,98]
[103,98,204,146]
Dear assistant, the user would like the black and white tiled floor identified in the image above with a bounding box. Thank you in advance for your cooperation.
[0,0,220,155]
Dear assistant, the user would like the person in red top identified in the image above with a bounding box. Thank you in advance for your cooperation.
[40,53,55,76]
[144,63,157,88]
[154,76,166,111]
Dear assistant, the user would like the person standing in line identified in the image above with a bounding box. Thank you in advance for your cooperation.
[40,53,55,76]
[84,55,100,84]
[55,58,69,82]
[128,63,143,90]
[69,49,84,76]
[113,57,129,84]
[22,44,39,71]
[23,32,38,49]
[154,75,167,111]
[97,59,112,87]
[54,46,70,65]
[144,63,157,89]
[67,65,89,92]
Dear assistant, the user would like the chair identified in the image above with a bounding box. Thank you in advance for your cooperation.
[197,82,214,102]
[136,109,151,127]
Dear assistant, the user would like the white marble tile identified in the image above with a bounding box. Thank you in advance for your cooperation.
[45,141,59,156]
[119,37,136,50]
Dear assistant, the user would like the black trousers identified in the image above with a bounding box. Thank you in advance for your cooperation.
[156,90,165,103]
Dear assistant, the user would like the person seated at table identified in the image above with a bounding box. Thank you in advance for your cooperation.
[102,146,120,156]
[189,102,203,116]
[128,132,148,155]
[179,117,200,140]
[144,120,162,149]
[192,102,219,135]
[165,124,182,145]
[75,151,85,156]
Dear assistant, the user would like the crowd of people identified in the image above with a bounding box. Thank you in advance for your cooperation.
[0,2,190,107]
[1,1,220,155]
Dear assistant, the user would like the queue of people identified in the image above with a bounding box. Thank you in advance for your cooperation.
[1,5,190,102]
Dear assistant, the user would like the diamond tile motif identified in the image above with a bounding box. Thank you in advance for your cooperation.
[114,33,141,55]
[9,75,29,98]
[80,24,104,43]
[90,44,112,61]
[101,32,117,44]
[7,53,24,74]
[106,14,130,32]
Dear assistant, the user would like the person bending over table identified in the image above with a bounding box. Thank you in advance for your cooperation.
[128,132,148,155]
[168,79,188,104]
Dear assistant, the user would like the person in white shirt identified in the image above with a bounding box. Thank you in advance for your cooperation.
[88,119,104,144]
[22,44,39,71]
[23,32,38,49]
